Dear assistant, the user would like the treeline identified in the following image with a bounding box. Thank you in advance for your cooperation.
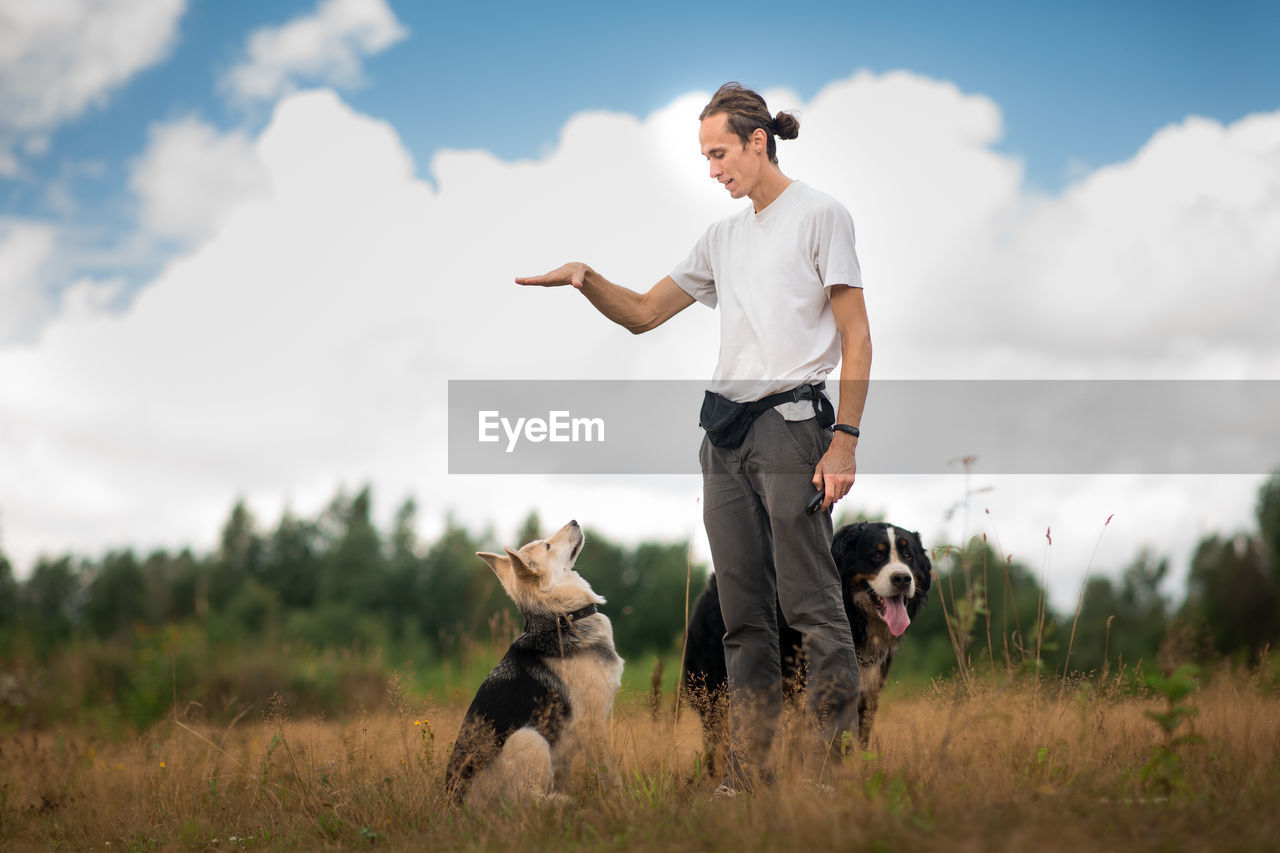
[0,487,701,662]
[1,474,1278,729]
[0,488,702,729]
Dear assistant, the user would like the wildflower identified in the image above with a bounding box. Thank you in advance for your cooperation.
[159,761,166,769]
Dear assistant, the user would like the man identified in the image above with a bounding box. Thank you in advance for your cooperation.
[517,82,871,788]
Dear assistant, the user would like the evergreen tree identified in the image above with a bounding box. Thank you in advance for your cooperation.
[1184,533,1277,660]
[420,519,492,652]
[386,497,425,642]
[261,509,321,609]
[210,500,263,611]
[515,511,543,549]
[317,485,386,612]
[21,556,81,653]
[0,548,17,648]
[84,550,147,638]
[1255,471,1280,583]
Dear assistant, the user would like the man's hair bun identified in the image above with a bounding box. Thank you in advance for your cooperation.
[773,111,800,141]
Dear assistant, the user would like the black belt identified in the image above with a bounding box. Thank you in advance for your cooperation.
[742,381,826,414]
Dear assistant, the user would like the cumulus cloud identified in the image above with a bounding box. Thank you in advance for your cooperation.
[222,0,408,103]
[0,72,1277,608]
[0,218,131,345]
[129,118,269,243]
[0,0,186,174]
[772,72,1280,380]
[929,111,1280,379]
[0,221,55,339]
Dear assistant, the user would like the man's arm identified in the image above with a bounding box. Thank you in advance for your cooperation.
[813,285,872,511]
[516,263,695,334]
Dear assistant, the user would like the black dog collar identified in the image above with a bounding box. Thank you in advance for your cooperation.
[557,603,599,631]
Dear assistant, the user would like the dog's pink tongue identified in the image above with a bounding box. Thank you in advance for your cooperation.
[885,596,910,637]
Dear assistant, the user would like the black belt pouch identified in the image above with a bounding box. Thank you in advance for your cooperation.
[700,383,832,448]
[699,391,754,448]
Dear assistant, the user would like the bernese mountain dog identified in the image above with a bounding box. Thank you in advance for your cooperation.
[682,521,932,766]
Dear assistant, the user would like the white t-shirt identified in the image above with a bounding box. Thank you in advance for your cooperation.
[669,181,862,419]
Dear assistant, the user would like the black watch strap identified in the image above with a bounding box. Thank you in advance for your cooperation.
[833,423,860,438]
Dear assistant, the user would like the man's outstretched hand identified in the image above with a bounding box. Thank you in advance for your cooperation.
[515,263,590,289]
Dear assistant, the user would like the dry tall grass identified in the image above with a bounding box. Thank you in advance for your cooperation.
[3,667,1278,852]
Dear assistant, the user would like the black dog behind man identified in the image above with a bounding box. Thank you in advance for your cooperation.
[683,521,932,767]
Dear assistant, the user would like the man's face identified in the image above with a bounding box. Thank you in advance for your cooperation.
[699,113,763,201]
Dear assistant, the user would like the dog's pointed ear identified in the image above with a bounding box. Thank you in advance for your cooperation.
[504,547,540,583]
[476,551,509,582]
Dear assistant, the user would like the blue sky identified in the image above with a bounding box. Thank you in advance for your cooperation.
[9,1,1279,216]
[336,0,1275,185]
[2,0,1278,604]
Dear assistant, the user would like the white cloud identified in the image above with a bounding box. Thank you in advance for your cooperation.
[0,220,55,340]
[129,118,269,243]
[0,217,133,345]
[0,0,186,173]
[984,112,1280,376]
[777,73,1280,380]
[0,73,1277,612]
[57,275,126,322]
[222,0,408,103]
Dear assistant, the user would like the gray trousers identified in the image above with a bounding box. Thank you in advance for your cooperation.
[700,410,861,773]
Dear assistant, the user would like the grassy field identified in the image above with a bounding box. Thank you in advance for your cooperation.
[3,660,1279,852]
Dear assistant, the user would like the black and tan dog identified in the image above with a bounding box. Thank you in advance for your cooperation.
[682,521,932,762]
[445,520,624,806]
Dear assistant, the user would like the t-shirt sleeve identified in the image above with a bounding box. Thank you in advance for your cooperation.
[669,228,718,308]
[815,203,862,292]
